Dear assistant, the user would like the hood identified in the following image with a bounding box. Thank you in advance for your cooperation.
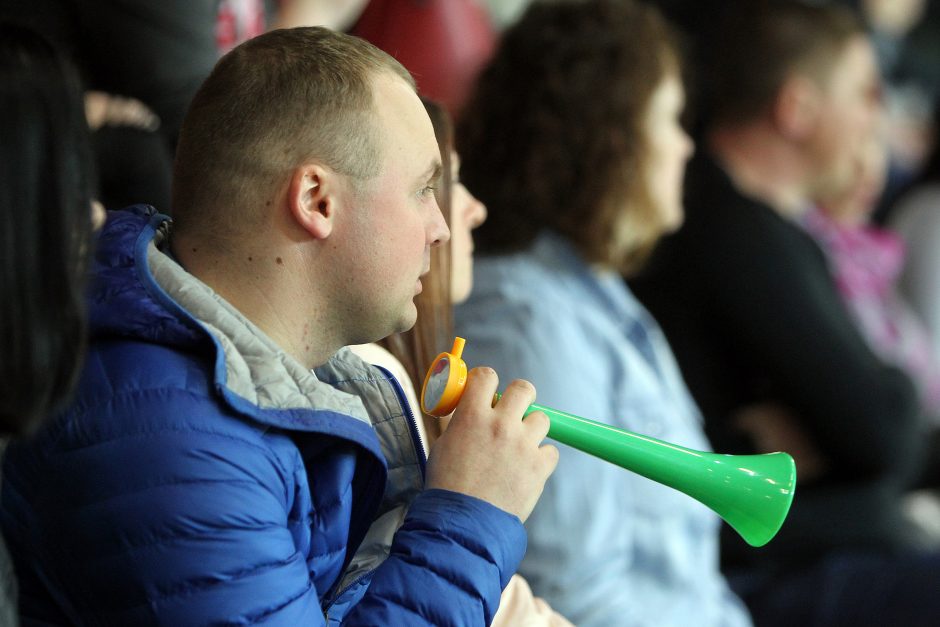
[89,205,204,350]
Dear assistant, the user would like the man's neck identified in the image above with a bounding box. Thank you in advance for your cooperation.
[708,125,811,219]
[170,234,339,369]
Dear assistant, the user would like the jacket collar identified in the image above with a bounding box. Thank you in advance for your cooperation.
[91,206,429,589]
[91,206,385,443]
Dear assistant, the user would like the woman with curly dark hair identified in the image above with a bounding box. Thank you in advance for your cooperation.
[455,1,750,625]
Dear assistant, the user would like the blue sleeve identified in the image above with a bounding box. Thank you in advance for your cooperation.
[10,384,526,627]
[344,489,526,626]
[5,396,327,625]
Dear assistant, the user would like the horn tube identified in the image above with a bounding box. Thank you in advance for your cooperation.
[523,400,796,547]
[422,337,797,547]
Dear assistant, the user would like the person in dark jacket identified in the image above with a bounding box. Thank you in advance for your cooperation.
[632,2,940,626]
[0,24,106,625]
[1,27,558,625]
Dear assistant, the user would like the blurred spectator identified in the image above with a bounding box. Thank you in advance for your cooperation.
[849,0,940,221]
[649,0,940,215]
[0,0,222,212]
[0,0,374,214]
[805,133,940,423]
[805,127,940,529]
[456,2,751,625]
[632,2,940,625]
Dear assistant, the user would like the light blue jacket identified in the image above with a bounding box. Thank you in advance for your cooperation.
[456,232,752,627]
[1,206,525,626]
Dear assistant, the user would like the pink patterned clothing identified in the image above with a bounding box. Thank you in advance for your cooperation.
[803,208,940,421]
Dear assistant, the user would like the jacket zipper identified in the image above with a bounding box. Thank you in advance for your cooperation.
[375,365,428,474]
[320,364,427,620]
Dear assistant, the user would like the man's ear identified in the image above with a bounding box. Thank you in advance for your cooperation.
[773,74,821,141]
[287,163,339,240]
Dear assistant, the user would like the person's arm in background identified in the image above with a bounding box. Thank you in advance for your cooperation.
[494,575,574,627]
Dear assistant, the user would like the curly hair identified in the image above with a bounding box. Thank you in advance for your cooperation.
[457,0,680,273]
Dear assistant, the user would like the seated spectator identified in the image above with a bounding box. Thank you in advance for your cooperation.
[454,2,751,625]
[0,0,219,212]
[353,97,573,627]
[1,27,558,625]
[0,23,104,623]
[631,2,940,625]
[806,127,940,544]
[1,1,376,214]
[804,133,940,423]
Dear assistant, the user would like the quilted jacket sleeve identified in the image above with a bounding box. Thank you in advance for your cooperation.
[5,392,326,625]
[343,489,527,626]
[6,385,525,626]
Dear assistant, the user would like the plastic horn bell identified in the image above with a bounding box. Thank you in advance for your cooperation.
[421,337,797,547]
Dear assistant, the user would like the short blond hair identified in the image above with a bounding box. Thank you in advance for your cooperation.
[171,27,414,237]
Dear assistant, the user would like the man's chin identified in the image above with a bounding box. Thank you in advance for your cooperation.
[394,304,419,334]
[349,305,418,347]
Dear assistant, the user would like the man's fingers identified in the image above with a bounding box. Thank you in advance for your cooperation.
[495,378,537,418]
[521,409,551,442]
[539,443,560,473]
[456,367,500,417]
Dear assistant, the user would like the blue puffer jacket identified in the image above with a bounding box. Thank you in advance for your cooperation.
[0,206,526,626]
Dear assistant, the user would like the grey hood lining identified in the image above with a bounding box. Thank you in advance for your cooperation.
[146,242,371,425]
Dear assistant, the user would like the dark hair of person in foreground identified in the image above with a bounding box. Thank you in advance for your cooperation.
[0,23,96,435]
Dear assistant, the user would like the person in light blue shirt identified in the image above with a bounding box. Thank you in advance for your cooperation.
[455,1,752,625]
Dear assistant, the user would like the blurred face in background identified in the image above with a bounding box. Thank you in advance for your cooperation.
[818,131,888,226]
[643,72,694,232]
[807,35,882,202]
[448,151,487,304]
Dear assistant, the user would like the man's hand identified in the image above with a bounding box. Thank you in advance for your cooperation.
[425,367,559,521]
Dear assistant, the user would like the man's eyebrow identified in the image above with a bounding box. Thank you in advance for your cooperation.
[420,160,443,184]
